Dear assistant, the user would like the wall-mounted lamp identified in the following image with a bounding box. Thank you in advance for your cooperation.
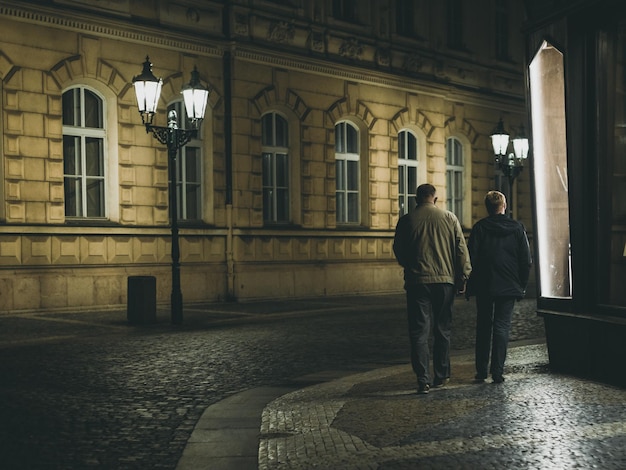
[490,118,530,217]
[132,56,210,325]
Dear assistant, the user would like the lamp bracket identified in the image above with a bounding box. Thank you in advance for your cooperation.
[145,124,197,151]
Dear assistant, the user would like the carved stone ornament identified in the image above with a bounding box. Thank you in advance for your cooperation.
[309,31,325,52]
[235,14,249,36]
[268,21,295,44]
[186,8,200,23]
[403,54,423,73]
[377,48,390,66]
[339,38,363,60]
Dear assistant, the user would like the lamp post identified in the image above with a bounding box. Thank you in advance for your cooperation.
[490,118,529,217]
[132,57,210,325]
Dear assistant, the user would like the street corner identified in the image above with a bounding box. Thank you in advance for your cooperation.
[330,356,481,447]
[257,343,582,470]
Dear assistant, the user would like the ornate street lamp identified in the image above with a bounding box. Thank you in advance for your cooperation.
[490,118,529,217]
[132,57,210,325]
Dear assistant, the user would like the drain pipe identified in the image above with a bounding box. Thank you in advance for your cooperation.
[223,11,235,300]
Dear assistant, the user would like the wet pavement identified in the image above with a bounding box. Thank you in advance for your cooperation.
[2,294,624,468]
[253,342,626,469]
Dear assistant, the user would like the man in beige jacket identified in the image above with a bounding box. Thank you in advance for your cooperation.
[393,184,472,394]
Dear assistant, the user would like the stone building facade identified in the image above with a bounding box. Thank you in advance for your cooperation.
[0,0,529,313]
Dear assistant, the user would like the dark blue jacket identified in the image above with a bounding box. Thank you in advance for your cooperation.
[466,214,532,298]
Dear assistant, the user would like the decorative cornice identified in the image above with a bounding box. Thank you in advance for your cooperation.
[233,47,525,109]
[0,2,525,110]
[0,4,222,58]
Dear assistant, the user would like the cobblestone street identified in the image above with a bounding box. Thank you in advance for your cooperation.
[0,295,566,469]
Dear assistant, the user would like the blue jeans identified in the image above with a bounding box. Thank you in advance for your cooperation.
[405,283,455,386]
[475,295,516,379]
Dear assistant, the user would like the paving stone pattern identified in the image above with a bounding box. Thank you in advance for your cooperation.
[0,296,549,468]
[259,344,626,469]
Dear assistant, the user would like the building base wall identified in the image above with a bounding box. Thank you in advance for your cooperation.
[541,311,626,387]
[0,261,404,314]
[233,261,403,301]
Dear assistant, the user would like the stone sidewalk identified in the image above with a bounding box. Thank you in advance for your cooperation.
[179,341,626,469]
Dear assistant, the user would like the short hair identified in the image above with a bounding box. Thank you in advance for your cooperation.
[416,184,436,202]
[484,190,506,215]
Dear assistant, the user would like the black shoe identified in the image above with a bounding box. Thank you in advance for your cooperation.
[474,374,487,384]
[417,383,430,395]
[492,376,505,384]
[433,378,450,388]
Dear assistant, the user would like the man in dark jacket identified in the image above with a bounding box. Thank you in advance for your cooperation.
[394,184,472,394]
[467,190,532,384]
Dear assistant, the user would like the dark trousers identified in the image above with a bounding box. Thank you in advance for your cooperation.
[405,283,455,386]
[475,295,516,379]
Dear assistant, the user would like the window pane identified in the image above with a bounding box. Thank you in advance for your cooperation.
[86,178,104,217]
[336,160,345,190]
[346,124,358,153]
[407,132,417,160]
[64,177,80,217]
[408,166,417,199]
[399,165,405,194]
[276,153,288,187]
[62,89,79,126]
[454,170,463,221]
[262,114,273,146]
[336,190,345,222]
[275,115,288,147]
[454,171,463,196]
[347,192,359,222]
[185,183,201,219]
[399,131,406,158]
[263,188,273,221]
[84,90,103,128]
[85,138,104,176]
[347,160,359,190]
[263,153,273,186]
[276,188,289,221]
[185,147,200,183]
[63,136,80,175]
[335,123,344,152]
[455,140,463,165]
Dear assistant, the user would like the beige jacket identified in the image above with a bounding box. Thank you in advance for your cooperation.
[393,203,472,287]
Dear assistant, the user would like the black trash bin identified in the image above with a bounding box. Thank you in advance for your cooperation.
[127,276,156,325]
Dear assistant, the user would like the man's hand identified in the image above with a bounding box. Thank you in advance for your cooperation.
[456,278,467,295]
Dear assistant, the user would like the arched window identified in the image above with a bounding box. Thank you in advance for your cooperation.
[335,121,360,224]
[262,112,289,223]
[398,130,418,215]
[446,137,464,221]
[167,101,203,221]
[63,86,106,218]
